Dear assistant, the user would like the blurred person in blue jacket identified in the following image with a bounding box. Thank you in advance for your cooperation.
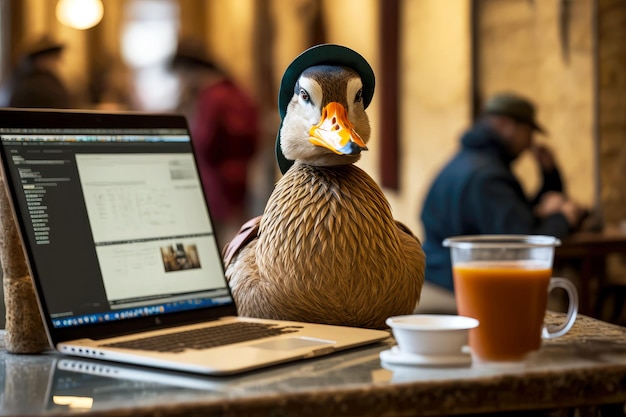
[420,92,585,294]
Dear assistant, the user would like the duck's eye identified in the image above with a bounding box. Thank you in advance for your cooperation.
[299,88,310,102]
[355,89,363,103]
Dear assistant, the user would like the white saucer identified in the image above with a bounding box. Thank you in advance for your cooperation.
[380,345,472,367]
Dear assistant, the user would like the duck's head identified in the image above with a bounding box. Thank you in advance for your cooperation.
[276,44,375,174]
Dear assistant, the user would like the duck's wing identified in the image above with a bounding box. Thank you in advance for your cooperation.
[394,220,419,241]
[222,215,262,267]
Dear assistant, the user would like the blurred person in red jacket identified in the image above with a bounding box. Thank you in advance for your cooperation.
[171,39,260,249]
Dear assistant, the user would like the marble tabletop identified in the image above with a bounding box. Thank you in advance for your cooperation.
[1,313,626,416]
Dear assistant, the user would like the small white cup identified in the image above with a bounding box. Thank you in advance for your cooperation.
[386,314,479,356]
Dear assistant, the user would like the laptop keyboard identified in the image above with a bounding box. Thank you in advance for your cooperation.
[102,322,302,353]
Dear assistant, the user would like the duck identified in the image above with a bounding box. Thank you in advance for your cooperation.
[222,44,425,329]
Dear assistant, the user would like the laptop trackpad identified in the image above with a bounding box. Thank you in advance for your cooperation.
[251,337,334,350]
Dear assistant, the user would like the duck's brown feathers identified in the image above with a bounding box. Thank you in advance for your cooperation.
[225,162,425,329]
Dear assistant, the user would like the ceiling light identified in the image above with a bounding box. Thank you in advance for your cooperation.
[56,0,104,30]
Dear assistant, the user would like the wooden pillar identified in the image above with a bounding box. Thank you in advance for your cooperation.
[378,0,400,190]
[7,0,24,67]
[470,0,482,121]
[178,0,207,41]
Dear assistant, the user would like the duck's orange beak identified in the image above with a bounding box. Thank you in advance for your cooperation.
[309,102,368,155]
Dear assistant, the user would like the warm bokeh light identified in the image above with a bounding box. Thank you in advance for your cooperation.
[53,395,94,409]
[56,0,104,30]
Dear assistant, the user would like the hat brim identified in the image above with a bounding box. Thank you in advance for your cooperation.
[485,110,546,135]
[170,54,218,71]
[276,44,375,174]
[531,121,546,134]
[28,45,64,59]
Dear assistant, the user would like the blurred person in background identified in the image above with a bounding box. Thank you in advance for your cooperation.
[5,35,73,109]
[170,39,260,249]
[419,92,586,307]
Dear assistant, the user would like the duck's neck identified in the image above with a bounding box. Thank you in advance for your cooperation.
[265,163,394,222]
[256,163,399,272]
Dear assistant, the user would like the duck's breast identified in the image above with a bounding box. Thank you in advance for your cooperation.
[257,164,404,290]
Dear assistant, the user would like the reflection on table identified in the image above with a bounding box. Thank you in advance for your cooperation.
[1,313,626,416]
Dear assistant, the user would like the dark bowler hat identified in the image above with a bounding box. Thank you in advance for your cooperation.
[276,44,375,174]
[483,92,546,134]
[170,38,220,72]
[20,35,64,60]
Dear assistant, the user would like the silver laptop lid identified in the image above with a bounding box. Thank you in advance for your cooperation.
[0,109,238,344]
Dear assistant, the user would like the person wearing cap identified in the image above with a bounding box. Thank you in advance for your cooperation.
[419,92,585,298]
[5,35,72,109]
[170,38,259,249]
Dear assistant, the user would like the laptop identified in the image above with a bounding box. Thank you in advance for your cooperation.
[0,108,389,375]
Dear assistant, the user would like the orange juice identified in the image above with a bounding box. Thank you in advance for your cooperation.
[453,260,551,361]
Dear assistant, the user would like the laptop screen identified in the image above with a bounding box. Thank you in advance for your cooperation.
[0,110,235,335]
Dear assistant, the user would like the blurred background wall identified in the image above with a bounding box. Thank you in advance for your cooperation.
[476,0,595,216]
[0,0,624,239]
